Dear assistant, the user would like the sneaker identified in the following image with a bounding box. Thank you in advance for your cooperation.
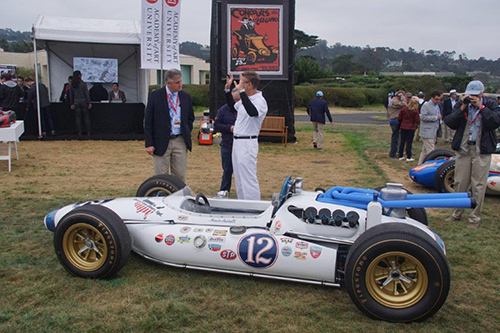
[445,216,461,222]
[313,142,317,148]
[399,157,405,160]
[216,190,228,199]
[406,158,415,162]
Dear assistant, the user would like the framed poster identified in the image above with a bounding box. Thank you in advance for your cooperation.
[227,4,283,76]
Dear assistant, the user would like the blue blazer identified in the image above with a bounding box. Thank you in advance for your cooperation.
[144,87,195,156]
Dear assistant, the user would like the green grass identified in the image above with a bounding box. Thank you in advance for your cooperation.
[1,123,499,332]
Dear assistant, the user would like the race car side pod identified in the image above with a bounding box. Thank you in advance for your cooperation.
[317,187,476,209]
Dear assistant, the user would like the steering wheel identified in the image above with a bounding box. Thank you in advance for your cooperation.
[278,175,293,206]
[195,194,210,206]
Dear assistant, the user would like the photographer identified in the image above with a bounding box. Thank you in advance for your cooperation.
[444,80,500,228]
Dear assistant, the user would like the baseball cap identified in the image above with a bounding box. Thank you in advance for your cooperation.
[316,91,323,97]
[464,81,484,95]
[449,89,458,95]
[405,92,412,98]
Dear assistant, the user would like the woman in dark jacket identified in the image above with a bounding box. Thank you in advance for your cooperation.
[398,96,420,161]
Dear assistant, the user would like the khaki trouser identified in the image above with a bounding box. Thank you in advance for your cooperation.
[153,136,188,182]
[313,122,324,148]
[418,138,435,165]
[444,125,456,142]
[451,148,491,224]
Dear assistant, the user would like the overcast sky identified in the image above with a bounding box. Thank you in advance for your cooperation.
[2,0,499,60]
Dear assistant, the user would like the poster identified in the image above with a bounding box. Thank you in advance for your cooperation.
[227,4,283,75]
[73,57,118,83]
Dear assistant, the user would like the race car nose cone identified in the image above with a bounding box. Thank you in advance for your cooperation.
[44,208,59,231]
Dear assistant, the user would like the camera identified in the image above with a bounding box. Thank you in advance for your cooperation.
[463,97,471,104]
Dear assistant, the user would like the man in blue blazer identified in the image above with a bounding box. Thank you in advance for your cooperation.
[307,91,333,149]
[145,69,195,182]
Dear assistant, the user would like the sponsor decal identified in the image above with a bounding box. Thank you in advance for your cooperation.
[205,228,214,233]
[164,234,175,246]
[134,199,164,219]
[238,233,278,269]
[74,198,114,208]
[275,220,282,233]
[177,236,191,244]
[281,246,292,257]
[193,235,207,249]
[213,230,228,236]
[280,237,294,244]
[208,244,221,252]
[155,234,164,243]
[310,246,322,259]
[221,249,237,260]
[294,251,307,261]
[295,241,309,250]
[178,215,188,221]
[209,218,236,224]
[146,0,158,4]
[165,0,179,7]
[209,236,226,243]
[193,228,204,233]
[180,226,191,233]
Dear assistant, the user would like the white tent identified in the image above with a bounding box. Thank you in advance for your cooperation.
[33,15,149,105]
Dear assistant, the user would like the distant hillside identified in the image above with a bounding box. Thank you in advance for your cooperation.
[0,28,33,52]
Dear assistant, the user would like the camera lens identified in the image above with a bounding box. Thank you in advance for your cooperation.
[464,97,471,104]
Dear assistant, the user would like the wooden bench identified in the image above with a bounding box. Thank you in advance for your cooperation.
[259,116,288,146]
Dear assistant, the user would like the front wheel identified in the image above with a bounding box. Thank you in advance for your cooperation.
[345,223,450,322]
[136,174,186,197]
[54,205,131,279]
[434,160,455,193]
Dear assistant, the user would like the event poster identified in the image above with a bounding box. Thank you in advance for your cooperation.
[140,0,181,70]
[227,4,283,75]
[73,57,118,83]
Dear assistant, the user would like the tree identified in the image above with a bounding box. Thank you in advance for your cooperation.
[331,54,364,75]
[294,29,318,55]
[294,56,330,84]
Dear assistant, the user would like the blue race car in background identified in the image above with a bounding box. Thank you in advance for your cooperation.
[409,147,500,195]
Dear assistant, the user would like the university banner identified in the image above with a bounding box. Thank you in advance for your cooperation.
[227,4,283,76]
[162,0,181,70]
[140,0,181,70]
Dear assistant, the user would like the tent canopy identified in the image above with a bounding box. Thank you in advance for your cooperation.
[33,15,141,44]
[33,15,148,104]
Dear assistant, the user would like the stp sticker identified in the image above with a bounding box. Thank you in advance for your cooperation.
[164,234,175,246]
[295,241,309,250]
[221,249,237,260]
[208,244,222,252]
[238,233,278,269]
[281,246,292,257]
[310,246,322,259]
[155,234,164,243]
[180,227,191,233]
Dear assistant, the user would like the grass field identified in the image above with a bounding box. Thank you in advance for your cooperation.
[1,120,499,332]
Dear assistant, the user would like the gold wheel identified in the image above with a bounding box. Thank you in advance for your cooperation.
[144,187,173,197]
[366,251,428,309]
[63,223,108,272]
[444,169,455,193]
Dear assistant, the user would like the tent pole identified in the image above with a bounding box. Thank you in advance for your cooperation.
[32,30,42,138]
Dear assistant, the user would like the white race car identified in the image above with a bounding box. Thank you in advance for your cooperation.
[44,175,475,322]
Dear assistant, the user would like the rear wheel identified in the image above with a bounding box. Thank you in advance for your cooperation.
[423,149,455,163]
[345,223,450,322]
[54,205,131,279]
[136,174,186,197]
[434,160,455,193]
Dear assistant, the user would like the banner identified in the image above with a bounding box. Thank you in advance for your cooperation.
[162,0,181,70]
[141,0,163,69]
[227,4,282,75]
[140,0,181,70]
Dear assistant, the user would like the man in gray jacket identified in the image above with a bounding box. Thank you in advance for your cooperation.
[417,91,443,164]
[69,70,92,136]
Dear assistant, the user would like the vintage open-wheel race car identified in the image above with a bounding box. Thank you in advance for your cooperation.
[44,175,476,322]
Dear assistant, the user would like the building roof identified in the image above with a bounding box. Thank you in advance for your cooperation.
[33,15,141,44]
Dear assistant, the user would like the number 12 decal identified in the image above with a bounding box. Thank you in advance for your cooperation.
[238,234,278,268]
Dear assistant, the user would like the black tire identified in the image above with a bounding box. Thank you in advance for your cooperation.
[54,205,131,279]
[345,223,450,322]
[434,160,455,193]
[374,186,428,225]
[423,149,455,163]
[136,174,186,197]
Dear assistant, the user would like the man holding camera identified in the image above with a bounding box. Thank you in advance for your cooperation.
[444,80,500,228]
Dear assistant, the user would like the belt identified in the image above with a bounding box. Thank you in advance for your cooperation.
[234,135,258,139]
[170,134,181,139]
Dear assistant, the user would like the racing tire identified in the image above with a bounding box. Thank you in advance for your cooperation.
[423,149,455,163]
[345,223,450,322]
[374,186,428,225]
[136,174,186,197]
[434,160,455,193]
[54,205,131,279]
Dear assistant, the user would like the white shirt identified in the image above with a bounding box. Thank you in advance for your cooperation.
[233,91,268,136]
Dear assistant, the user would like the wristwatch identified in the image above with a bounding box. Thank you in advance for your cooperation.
[239,89,246,94]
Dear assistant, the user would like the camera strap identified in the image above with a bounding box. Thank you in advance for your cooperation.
[465,105,484,125]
